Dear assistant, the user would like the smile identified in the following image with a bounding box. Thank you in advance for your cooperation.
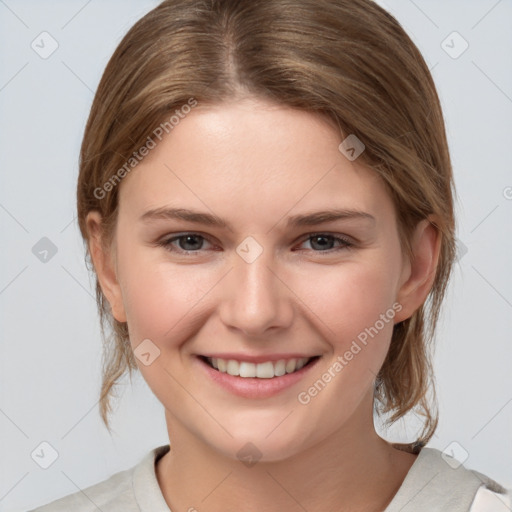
[195,353,322,399]
[203,356,318,378]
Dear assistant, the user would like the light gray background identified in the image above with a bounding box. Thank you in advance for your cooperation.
[1,1,511,510]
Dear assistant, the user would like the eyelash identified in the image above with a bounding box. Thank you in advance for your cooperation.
[156,232,355,256]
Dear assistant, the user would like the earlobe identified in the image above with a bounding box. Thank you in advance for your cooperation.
[86,211,127,323]
[394,217,441,324]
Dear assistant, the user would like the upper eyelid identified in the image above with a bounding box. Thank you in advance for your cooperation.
[161,231,353,240]
[160,232,354,249]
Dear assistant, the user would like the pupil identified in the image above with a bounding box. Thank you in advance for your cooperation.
[311,235,333,251]
[180,235,202,251]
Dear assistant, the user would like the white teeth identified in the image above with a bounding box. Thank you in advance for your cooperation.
[296,358,307,370]
[226,359,239,376]
[285,359,296,373]
[217,358,227,372]
[274,359,286,376]
[256,361,274,378]
[239,361,256,378]
[207,357,313,378]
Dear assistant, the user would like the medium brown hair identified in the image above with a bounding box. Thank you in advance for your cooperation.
[77,0,456,445]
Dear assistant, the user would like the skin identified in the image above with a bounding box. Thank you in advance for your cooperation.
[87,97,441,512]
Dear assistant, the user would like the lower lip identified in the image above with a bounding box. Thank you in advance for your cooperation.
[194,356,321,399]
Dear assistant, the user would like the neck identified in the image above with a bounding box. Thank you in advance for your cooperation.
[155,405,417,512]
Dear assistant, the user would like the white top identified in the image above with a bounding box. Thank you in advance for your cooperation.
[29,444,512,511]
[471,487,512,511]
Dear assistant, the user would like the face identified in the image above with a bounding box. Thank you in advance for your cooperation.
[89,97,436,462]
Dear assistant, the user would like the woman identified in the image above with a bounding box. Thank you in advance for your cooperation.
[31,0,512,510]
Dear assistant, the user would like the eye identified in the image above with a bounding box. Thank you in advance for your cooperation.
[156,232,355,256]
[158,233,215,254]
[296,233,354,253]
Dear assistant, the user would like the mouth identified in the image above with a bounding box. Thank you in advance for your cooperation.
[195,353,322,399]
[198,355,321,379]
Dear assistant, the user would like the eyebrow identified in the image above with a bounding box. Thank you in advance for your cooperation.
[139,207,376,229]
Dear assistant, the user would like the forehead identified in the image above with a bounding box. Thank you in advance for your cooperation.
[118,98,393,225]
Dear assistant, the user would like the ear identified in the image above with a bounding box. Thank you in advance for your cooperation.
[394,217,441,324]
[86,211,127,323]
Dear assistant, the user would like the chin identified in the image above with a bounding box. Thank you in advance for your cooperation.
[201,422,317,465]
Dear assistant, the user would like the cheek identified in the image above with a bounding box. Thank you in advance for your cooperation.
[290,261,402,416]
[291,256,401,358]
[116,241,218,344]
[316,262,396,313]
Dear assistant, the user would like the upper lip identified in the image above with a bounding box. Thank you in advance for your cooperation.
[199,353,320,364]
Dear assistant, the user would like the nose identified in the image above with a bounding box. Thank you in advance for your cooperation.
[218,245,294,337]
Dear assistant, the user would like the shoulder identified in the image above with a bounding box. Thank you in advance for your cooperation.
[471,486,512,512]
[386,446,512,511]
[28,464,135,512]
[28,445,170,512]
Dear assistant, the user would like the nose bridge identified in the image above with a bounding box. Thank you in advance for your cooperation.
[219,237,293,335]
